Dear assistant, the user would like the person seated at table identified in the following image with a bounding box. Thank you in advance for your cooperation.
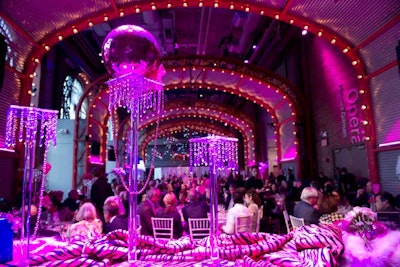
[352,180,373,207]
[375,192,397,212]
[182,189,209,224]
[103,196,128,234]
[293,187,321,225]
[222,190,250,234]
[224,183,237,210]
[66,202,102,240]
[43,194,65,227]
[61,189,80,222]
[318,191,344,224]
[244,188,263,232]
[138,188,162,236]
[155,192,183,239]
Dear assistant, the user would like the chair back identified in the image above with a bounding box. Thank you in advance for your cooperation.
[283,210,291,233]
[188,218,210,240]
[255,206,263,232]
[235,215,252,233]
[289,215,305,230]
[151,217,174,240]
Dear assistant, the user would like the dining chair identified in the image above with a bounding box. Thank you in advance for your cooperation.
[188,218,210,240]
[289,215,305,230]
[255,206,263,233]
[283,210,291,233]
[151,217,174,240]
[235,215,252,233]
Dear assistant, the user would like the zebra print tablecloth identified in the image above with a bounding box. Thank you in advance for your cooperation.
[26,224,343,266]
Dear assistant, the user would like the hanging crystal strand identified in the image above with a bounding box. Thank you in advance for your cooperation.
[18,110,25,143]
[5,108,15,147]
[38,119,46,147]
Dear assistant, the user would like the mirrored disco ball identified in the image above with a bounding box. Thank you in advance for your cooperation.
[102,25,161,79]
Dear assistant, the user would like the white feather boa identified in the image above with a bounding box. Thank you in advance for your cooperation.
[341,230,400,267]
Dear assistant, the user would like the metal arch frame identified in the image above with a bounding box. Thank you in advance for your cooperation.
[74,56,304,184]
[138,111,254,164]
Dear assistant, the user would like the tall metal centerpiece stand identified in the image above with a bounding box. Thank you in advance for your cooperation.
[5,105,58,266]
[102,25,164,264]
[189,135,238,265]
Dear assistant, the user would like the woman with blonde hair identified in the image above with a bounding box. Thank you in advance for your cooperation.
[67,202,102,240]
[155,192,183,239]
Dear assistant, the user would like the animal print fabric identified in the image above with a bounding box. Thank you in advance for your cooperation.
[29,224,343,266]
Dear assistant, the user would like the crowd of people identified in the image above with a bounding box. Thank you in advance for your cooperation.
[7,165,399,241]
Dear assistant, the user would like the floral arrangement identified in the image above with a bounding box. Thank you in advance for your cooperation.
[337,207,386,251]
[0,209,22,233]
[344,206,377,232]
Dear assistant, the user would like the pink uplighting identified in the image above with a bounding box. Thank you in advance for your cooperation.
[383,119,400,144]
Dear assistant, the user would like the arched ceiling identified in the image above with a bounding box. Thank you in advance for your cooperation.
[2,0,397,82]
[1,0,398,176]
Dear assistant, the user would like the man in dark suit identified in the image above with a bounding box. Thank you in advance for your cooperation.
[137,188,162,236]
[293,187,321,225]
[245,167,264,191]
[103,200,128,234]
[182,189,209,223]
[90,171,114,217]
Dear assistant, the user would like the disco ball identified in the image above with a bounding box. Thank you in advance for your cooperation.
[102,25,161,79]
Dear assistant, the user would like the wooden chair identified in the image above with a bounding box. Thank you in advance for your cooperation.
[235,215,252,233]
[188,218,210,240]
[289,215,305,230]
[151,217,174,240]
[283,210,291,233]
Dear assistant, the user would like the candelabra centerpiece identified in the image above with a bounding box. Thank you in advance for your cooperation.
[189,135,238,264]
[102,24,164,264]
[5,105,58,266]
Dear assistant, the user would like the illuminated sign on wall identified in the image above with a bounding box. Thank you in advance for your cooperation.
[339,84,365,144]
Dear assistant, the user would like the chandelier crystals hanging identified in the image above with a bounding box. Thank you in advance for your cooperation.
[107,72,164,118]
[189,135,238,171]
[5,105,58,148]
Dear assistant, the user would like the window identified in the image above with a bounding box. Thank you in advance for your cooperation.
[60,75,87,119]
